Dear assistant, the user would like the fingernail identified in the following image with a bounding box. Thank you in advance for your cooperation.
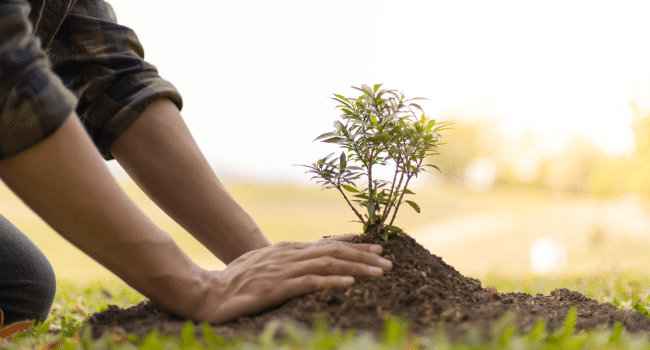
[369,245,383,254]
[368,266,384,276]
[378,257,393,270]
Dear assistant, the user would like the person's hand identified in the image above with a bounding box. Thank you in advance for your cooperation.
[194,234,392,324]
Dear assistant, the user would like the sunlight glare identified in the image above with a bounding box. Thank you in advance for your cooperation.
[530,237,568,275]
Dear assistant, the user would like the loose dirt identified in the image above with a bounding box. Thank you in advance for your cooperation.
[84,231,650,341]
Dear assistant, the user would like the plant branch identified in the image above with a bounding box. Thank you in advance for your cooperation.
[386,167,406,227]
[336,186,366,225]
[388,174,412,228]
[388,157,423,228]
[381,162,400,223]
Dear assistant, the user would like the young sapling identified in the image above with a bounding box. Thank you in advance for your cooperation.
[298,84,448,241]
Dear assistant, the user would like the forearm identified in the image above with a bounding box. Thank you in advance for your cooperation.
[110,99,271,264]
[0,114,207,319]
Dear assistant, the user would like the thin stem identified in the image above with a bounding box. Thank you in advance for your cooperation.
[386,169,406,227]
[381,163,400,223]
[366,146,379,226]
[337,186,366,225]
[387,174,411,229]
[383,135,409,222]
[388,157,422,228]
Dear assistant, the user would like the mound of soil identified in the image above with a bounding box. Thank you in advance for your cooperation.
[84,232,650,341]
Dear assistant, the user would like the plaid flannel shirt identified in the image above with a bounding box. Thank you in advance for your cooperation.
[0,0,183,160]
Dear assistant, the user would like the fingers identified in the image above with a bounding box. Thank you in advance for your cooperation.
[315,236,386,257]
[234,275,355,319]
[295,255,386,278]
[278,238,390,271]
[281,236,383,255]
[303,241,393,272]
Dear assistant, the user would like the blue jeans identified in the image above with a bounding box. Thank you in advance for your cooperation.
[0,214,56,325]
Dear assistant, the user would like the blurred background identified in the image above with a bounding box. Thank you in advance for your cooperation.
[3,0,650,283]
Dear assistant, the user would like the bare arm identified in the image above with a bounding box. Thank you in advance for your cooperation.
[0,113,208,318]
[0,111,392,324]
[110,99,270,264]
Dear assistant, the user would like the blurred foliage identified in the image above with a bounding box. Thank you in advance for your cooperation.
[429,113,604,194]
[588,102,650,197]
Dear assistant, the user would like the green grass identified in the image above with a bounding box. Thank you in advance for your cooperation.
[3,273,650,349]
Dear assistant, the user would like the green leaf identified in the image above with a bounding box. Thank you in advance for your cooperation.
[353,84,375,97]
[424,164,441,172]
[609,322,623,345]
[202,322,227,347]
[526,320,546,341]
[313,132,337,142]
[404,200,420,213]
[497,327,515,348]
[380,114,395,127]
[341,184,359,193]
[427,119,436,131]
[181,321,196,348]
[560,308,577,339]
[370,115,378,125]
[332,95,352,106]
[403,189,415,195]
[382,316,408,343]
[323,137,344,143]
[341,108,354,116]
[332,100,352,109]
[339,152,346,169]
[633,302,650,317]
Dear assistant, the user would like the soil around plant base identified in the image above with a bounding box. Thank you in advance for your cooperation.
[84,231,650,341]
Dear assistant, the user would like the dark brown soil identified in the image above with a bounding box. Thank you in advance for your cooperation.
[84,231,650,341]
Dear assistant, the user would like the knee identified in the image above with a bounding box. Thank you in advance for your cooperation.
[1,258,57,325]
[0,215,56,324]
[29,259,57,324]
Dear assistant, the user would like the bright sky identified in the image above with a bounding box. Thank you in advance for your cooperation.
[105,0,650,184]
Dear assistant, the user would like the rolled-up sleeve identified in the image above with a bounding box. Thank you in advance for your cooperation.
[47,0,183,161]
[0,0,77,160]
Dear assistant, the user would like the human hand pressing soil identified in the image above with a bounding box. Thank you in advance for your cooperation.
[192,234,393,325]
